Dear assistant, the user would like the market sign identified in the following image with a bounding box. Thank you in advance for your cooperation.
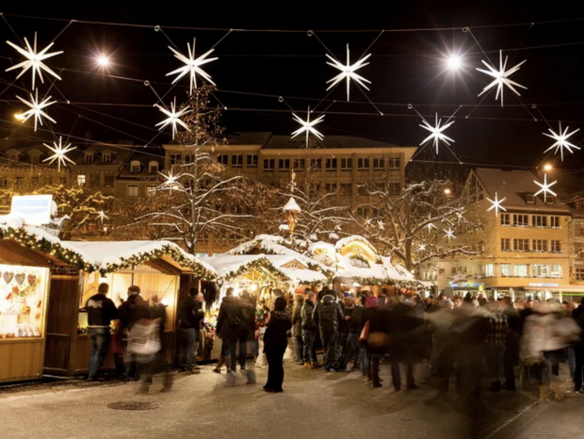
[10,195,54,226]
[528,283,559,288]
[450,282,485,288]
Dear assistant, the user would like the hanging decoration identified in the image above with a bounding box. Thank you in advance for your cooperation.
[326,44,371,102]
[418,243,426,252]
[486,191,507,217]
[543,121,580,161]
[291,106,325,147]
[166,39,218,95]
[5,33,63,90]
[419,112,455,154]
[477,49,527,107]
[16,89,56,132]
[444,228,456,241]
[534,173,557,203]
[155,97,191,140]
[96,210,109,224]
[43,136,76,171]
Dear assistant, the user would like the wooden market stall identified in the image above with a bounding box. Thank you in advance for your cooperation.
[43,240,216,377]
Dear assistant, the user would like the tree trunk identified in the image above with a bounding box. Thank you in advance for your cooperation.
[404,239,413,271]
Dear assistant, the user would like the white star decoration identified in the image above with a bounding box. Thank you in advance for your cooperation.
[5,33,63,90]
[166,39,218,95]
[426,222,437,232]
[43,137,76,171]
[420,113,455,154]
[96,210,109,224]
[17,89,56,131]
[486,191,507,217]
[534,174,557,203]
[543,121,580,161]
[291,106,325,146]
[477,50,527,107]
[418,244,426,252]
[326,45,371,102]
[444,228,456,241]
[155,97,191,140]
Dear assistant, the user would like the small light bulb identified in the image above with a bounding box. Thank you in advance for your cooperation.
[444,188,452,195]
[544,163,553,171]
[14,113,25,121]
[97,55,110,67]
[446,54,462,71]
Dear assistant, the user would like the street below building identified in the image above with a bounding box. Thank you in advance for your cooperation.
[1,362,580,439]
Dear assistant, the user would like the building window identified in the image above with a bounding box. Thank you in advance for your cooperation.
[278,158,290,170]
[576,268,584,281]
[146,185,157,197]
[373,158,384,170]
[170,154,181,165]
[514,238,529,251]
[309,158,322,170]
[533,264,549,278]
[102,152,112,163]
[550,216,560,228]
[130,161,141,174]
[217,155,228,166]
[484,264,494,277]
[545,196,556,205]
[148,161,159,174]
[230,154,243,168]
[247,154,258,168]
[127,185,139,197]
[325,183,337,193]
[263,159,275,171]
[500,213,510,226]
[551,265,562,278]
[357,185,369,197]
[340,158,352,170]
[77,175,86,186]
[501,238,511,251]
[90,173,100,187]
[357,158,369,170]
[551,240,562,253]
[85,152,94,163]
[104,175,114,187]
[31,176,39,186]
[451,267,457,276]
[532,215,548,228]
[388,157,401,169]
[326,158,337,171]
[389,182,401,195]
[500,264,511,277]
[14,177,24,189]
[513,214,529,227]
[576,221,584,237]
[30,154,40,165]
[514,264,529,277]
[293,158,305,170]
[526,193,535,204]
[0,177,6,188]
[340,183,352,195]
[357,207,370,219]
[532,239,548,252]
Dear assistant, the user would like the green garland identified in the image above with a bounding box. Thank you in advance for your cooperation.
[223,257,290,282]
[99,244,217,279]
[0,226,92,272]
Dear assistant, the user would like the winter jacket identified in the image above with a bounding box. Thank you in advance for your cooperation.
[118,295,149,332]
[341,303,355,335]
[313,295,344,336]
[522,312,581,358]
[350,305,364,334]
[216,296,242,341]
[292,299,304,337]
[86,293,119,328]
[239,297,256,341]
[178,296,204,330]
[367,308,391,355]
[264,309,292,352]
[301,300,316,330]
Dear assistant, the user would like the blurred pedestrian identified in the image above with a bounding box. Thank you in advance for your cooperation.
[238,290,257,382]
[86,283,118,381]
[301,292,319,368]
[214,288,242,375]
[119,285,148,380]
[485,300,508,392]
[313,293,344,372]
[177,288,204,375]
[292,294,305,365]
[502,297,520,391]
[263,296,292,393]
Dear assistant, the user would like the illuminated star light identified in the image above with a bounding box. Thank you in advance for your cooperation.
[477,49,527,107]
[444,228,456,242]
[534,174,558,203]
[543,121,580,161]
[6,33,63,90]
[326,44,371,102]
[291,106,325,147]
[166,39,218,95]
[43,137,76,172]
[418,244,426,252]
[155,97,191,140]
[17,89,56,131]
[426,223,437,232]
[96,210,109,224]
[486,191,507,217]
[420,113,455,154]
[159,170,182,192]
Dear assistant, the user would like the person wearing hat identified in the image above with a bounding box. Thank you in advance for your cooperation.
[86,283,119,381]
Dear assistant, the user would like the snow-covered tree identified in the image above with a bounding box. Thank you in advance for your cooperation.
[355,179,486,270]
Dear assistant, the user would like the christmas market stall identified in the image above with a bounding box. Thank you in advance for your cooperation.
[0,222,93,383]
[43,240,216,377]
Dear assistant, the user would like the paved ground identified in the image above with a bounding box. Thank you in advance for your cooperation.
[0,361,581,439]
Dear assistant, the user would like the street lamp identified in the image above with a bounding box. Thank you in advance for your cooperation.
[444,188,452,195]
[283,197,301,238]
[544,163,553,171]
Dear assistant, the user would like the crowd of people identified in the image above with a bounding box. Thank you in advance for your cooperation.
[85,282,584,403]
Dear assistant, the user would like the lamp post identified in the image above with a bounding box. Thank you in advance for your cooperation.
[283,197,301,239]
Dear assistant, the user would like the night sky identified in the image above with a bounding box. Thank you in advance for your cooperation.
[1,2,584,176]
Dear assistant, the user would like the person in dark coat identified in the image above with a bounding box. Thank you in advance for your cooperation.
[502,297,520,390]
[118,285,149,380]
[365,297,391,387]
[237,290,256,372]
[177,288,204,374]
[86,283,119,381]
[313,294,344,372]
[573,298,584,392]
[301,292,319,368]
[214,288,242,374]
[264,296,292,393]
[292,295,305,365]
